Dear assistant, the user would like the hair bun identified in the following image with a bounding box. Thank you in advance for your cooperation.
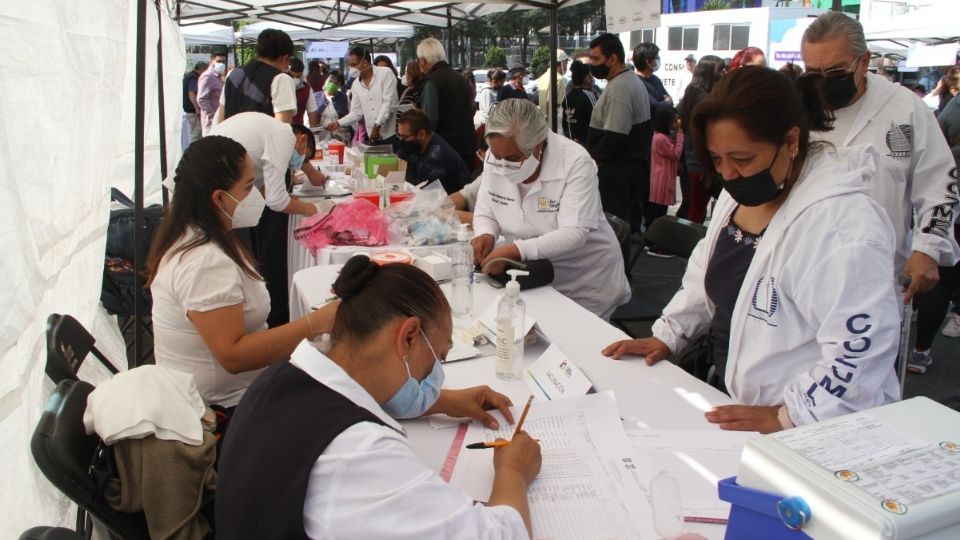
[333,255,379,300]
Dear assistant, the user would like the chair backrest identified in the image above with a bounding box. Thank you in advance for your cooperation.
[644,216,707,259]
[45,314,119,385]
[31,380,150,539]
[604,212,631,249]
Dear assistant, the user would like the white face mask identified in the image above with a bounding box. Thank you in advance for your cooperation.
[485,150,541,184]
[348,66,360,79]
[213,62,226,75]
[221,188,265,229]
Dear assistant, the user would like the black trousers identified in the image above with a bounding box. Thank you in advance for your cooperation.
[598,161,642,223]
[915,262,960,350]
[250,206,290,328]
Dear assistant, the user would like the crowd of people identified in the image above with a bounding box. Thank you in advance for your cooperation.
[161,12,959,537]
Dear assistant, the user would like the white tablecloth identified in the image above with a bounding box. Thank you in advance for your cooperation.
[290,264,734,538]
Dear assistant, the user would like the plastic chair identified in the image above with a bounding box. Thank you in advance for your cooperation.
[31,379,150,540]
[609,216,707,335]
[45,314,120,385]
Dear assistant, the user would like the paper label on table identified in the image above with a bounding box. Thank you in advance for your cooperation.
[526,344,595,401]
[772,412,930,472]
[449,392,657,540]
[626,429,755,522]
[478,296,536,338]
[853,445,960,506]
[444,334,481,363]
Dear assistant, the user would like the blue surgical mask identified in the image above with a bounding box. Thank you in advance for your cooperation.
[381,329,445,419]
[289,149,305,171]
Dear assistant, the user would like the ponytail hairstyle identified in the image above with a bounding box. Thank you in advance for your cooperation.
[330,256,449,343]
[690,66,833,199]
[145,136,260,286]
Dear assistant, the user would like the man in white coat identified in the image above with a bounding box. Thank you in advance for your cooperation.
[802,12,959,306]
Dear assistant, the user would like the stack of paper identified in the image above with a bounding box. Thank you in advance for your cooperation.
[448,393,657,540]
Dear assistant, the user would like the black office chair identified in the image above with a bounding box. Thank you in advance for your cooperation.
[45,314,120,385]
[31,379,150,539]
[608,216,707,335]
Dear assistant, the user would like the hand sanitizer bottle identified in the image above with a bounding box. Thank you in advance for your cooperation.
[496,269,529,380]
[451,224,474,319]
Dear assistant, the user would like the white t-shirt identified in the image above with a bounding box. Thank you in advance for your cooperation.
[821,93,865,148]
[207,112,296,213]
[151,230,270,407]
[219,69,297,115]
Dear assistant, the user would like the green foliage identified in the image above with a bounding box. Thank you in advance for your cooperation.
[701,0,731,10]
[485,46,507,68]
[530,46,552,77]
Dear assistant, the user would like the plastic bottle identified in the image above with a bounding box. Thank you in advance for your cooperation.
[451,224,474,319]
[496,269,529,381]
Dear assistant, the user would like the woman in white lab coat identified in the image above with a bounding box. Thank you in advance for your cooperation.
[603,67,901,433]
[471,98,631,320]
[216,255,542,539]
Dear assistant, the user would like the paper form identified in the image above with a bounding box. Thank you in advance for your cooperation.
[525,344,595,401]
[625,429,754,522]
[771,412,930,472]
[449,392,658,539]
[771,411,960,510]
[854,445,960,506]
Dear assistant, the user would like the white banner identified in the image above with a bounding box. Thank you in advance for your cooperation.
[304,40,349,59]
[906,42,959,68]
[605,0,660,33]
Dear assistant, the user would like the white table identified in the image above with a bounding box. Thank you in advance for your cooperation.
[290,264,735,538]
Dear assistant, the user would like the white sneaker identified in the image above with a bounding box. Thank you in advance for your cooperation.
[942,312,960,338]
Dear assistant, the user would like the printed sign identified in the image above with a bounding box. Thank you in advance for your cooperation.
[304,40,349,59]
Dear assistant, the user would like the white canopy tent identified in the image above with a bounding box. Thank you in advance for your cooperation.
[862,2,960,44]
[182,21,235,45]
[238,20,414,42]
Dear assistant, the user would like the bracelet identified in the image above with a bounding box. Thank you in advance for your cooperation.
[306,312,317,339]
[777,405,795,430]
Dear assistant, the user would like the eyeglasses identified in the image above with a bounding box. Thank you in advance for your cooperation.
[484,152,524,170]
[803,59,859,80]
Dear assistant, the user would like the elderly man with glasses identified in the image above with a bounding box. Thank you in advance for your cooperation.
[802,12,960,375]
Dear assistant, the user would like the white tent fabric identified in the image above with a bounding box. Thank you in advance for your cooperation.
[238,20,414,42]
[182,22,235,45]
[0,1,183,532]
[863,2,960,43]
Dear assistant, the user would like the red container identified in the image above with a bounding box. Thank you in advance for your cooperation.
[389,191,414,205]
[327,140,345,164]
[354,191,381,207]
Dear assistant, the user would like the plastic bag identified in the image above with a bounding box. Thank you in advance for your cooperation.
[294,198,387,255]
[383,181,460,246]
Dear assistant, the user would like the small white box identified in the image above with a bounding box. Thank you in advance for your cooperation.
[414,252,452,281]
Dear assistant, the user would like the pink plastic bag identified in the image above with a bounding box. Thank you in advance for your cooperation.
[294,199,388,255]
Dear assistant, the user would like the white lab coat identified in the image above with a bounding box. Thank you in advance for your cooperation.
[473,132,631,319]
[652,145,902,426]
[814,72,960,273]
[293,342,528,539]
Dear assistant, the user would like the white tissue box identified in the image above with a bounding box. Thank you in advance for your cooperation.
[414,252,452,281]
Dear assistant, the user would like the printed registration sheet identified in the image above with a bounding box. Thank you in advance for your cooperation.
[772,412,960,509]
[448,392,657,539]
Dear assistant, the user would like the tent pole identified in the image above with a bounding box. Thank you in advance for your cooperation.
[134,0,147,368]
[549,0,558,132]
[446,7,452,61]
[156,0,169,209]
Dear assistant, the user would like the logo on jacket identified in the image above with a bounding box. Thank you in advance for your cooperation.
[885,123,912,160]
[748,277,779,327]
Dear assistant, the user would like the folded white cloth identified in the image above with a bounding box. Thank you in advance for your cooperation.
[83,365,207,445]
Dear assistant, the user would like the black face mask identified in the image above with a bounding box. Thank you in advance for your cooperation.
[822,70,858,109]
[590,60,611,80]
[400,139,421,156]
[721,147,787,207]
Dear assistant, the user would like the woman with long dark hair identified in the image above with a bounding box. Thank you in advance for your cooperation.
[147,136,337,410]
[677,55,724,223]
[605,67,901,432]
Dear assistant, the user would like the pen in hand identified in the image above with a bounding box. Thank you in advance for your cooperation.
[467,395,534,450]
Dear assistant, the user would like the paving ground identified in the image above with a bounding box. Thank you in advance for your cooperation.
[620,248,960,411]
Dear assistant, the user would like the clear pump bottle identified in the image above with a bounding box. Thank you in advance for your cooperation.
[451,224,474,319]
[495,269,529,380]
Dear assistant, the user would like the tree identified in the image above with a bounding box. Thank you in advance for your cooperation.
[530,46,552,78]
[485,46,507,68]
